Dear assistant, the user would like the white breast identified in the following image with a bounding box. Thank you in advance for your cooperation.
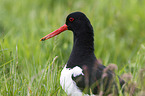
[60,65,95,96]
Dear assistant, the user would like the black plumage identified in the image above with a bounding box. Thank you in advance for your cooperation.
[66,12,125,95]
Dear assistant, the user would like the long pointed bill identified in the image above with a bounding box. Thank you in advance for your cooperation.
[40,24,68,41]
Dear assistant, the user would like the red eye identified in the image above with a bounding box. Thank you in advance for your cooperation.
[69,17,74,22]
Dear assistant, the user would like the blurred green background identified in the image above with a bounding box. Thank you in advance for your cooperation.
[0,0,145,95]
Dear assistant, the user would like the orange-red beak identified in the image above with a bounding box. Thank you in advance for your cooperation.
[40,24,68,41]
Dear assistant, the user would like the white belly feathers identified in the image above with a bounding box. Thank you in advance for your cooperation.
[60,65,84,96]
[60,65,95,96]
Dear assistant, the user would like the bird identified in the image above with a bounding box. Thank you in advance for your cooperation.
[40,12,125,96]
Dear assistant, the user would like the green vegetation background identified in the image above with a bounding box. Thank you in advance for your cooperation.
[0,0,145,95]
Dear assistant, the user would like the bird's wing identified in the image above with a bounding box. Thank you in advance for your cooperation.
[71,60,124,95]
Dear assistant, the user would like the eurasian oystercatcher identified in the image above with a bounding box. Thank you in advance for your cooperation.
[40,12,125,96]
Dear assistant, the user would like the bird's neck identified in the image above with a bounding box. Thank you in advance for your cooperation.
[67,28,96,68]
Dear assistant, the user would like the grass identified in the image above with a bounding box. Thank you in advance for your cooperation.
[0,0,145,95]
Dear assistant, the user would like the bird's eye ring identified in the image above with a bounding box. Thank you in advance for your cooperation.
[69,17,74,22]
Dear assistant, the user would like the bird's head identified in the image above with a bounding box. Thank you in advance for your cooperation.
[40,12,92,41]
